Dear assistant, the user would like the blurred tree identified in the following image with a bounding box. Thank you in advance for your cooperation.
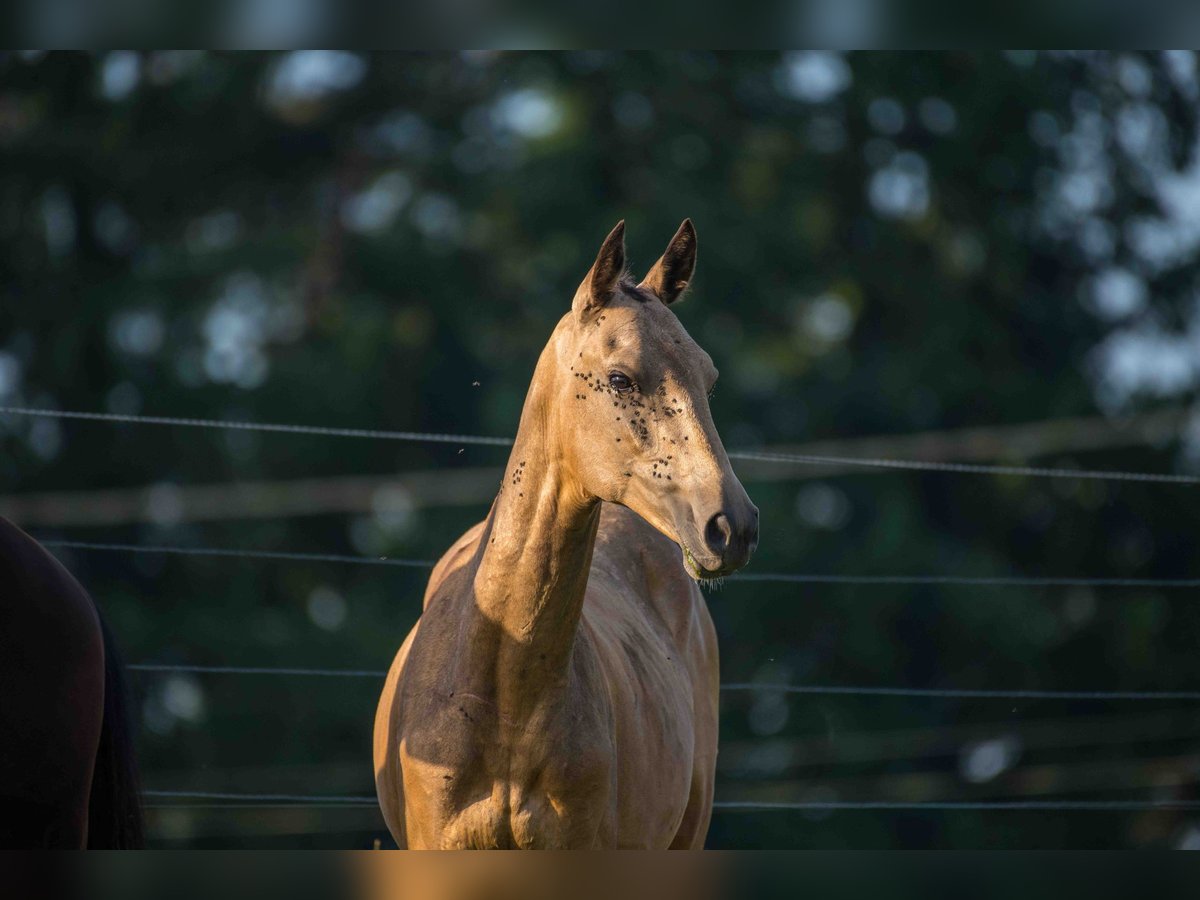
[2,51,1200,849]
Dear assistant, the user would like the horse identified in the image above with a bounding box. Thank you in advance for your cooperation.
[0,516,143,848]
[374,220,758,849]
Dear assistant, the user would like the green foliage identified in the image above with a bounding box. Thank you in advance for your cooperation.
[3,51,1200,848]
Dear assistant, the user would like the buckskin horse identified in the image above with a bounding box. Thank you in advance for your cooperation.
[0,517,143,847]
[374,220,758,848]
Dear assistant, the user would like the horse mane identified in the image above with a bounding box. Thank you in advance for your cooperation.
[617,276,656,304]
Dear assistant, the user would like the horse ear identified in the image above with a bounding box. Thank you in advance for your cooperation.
[573,220,626,319]
[639,219,697,305]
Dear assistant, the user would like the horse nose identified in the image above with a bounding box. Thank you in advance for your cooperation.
[704,505,759,568]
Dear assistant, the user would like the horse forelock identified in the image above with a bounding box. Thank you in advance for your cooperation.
[617,276,656,304]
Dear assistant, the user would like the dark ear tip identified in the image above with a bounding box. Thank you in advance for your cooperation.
[602,220,626,250]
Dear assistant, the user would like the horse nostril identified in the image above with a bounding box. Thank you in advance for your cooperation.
[704,513,733,555]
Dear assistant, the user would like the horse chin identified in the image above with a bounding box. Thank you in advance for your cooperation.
[682,545,726,585]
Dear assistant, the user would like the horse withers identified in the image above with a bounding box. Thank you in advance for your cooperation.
[0,517,143,848]
[375,220,758,848]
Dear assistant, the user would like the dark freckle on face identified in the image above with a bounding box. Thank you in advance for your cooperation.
[615,438,620,442]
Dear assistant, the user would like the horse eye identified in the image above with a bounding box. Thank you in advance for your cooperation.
[609,372,634,394]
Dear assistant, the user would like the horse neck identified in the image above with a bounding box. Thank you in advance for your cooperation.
[471,330,601,708]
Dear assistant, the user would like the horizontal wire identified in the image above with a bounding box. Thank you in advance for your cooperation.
[719,683,1200,701]
[146,803,382,810]
[0,405,512,446]
[732,572,1200,588]
[43,540,1200,589]
[4,404,1197,484]
[710,799,1200,812]
[42,540,435,569]
[130,664,387,678]
[144,790,376,804]
[726,450,1200,485]
[141,790,1200,812]
[129,664,1200,701]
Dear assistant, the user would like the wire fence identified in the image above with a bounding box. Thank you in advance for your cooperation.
[43,540,435,570]
[0,405,513,447]
[726,449,1200,485]
[140,789,1200,812]
[709,799,1200,812]
[145,790,377,804]
[42,539,1200,590]
[130,663,388,679]
[5,403,1200,484]
[126,663,1200,702]
[10,403,1200,832]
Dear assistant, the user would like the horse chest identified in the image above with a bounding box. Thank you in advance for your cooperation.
[435,781,586,850]
[400,694,613,849]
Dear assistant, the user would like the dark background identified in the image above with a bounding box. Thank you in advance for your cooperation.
[3,51,1200,848]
